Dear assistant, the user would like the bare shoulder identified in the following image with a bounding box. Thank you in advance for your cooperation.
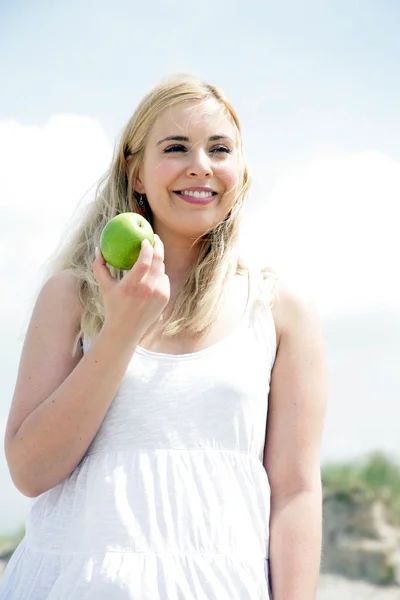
[41,268,82,307]
[266,274,322,349]
[5,269,83,444]
[25,267,83,347]
[30,268,84,337]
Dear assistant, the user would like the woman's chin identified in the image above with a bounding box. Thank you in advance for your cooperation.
[158,214,222,241]
[184,219,223,240]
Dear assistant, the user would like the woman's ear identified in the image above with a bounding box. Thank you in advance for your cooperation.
[133,178,145,194]
[125,156,145,194]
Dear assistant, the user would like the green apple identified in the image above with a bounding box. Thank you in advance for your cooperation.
[100,213,155,270]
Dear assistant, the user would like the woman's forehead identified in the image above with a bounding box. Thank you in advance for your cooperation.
[149,99,237,141]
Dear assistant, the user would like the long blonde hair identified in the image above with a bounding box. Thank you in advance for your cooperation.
[45,74,255,354]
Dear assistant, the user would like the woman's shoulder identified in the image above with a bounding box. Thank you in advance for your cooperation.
[39,269,83,318]
[42,268,80,293]
[257,265,320,347]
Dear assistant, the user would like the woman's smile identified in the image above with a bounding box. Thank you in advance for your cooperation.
[172,186,218,205]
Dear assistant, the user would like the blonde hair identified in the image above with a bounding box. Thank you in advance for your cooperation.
[44,74,258,354]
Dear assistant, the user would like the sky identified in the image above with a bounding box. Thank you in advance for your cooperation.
[0,0,399,534]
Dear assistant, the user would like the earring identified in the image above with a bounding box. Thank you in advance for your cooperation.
[137,193,147,218]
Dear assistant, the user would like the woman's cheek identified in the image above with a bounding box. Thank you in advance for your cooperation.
[220,172,241,197]
[216,159,241,189]
[146,158,179,187]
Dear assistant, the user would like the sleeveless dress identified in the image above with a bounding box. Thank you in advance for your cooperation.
[0,269,276,599]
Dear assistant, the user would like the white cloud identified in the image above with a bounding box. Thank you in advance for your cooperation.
[0,115,112,334]
[0,115,112,264]
[243,150,400,314]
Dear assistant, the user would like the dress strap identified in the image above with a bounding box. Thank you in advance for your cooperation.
[247,266,278,364]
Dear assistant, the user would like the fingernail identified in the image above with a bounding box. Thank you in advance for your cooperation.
[95,246,99,258]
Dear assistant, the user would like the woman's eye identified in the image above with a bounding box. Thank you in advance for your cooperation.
[163,145,186,153]
[163,144,231,155]
[210,146,231,154]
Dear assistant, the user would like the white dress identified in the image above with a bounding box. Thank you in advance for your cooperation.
[0,269,276,599]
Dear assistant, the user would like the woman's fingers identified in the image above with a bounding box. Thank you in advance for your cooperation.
[149,234,165,275]
[94,235,166,296]
[127,238,154,284]
[92,234,170,338]
[92,247,115,294]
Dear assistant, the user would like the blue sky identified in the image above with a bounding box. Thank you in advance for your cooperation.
[1,0,400,161]
[0,0,399,533]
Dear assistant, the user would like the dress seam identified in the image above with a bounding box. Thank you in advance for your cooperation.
[83,447,264,462]
[22,544,269,559]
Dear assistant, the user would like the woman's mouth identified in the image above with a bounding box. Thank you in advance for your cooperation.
[173,189,218,205]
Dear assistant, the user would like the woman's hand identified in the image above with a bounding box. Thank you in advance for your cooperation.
[92,233,170,343]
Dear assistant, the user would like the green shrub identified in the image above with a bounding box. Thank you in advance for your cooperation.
[322,451,400,525]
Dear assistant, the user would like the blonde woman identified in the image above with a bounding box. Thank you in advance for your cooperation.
[1,75,326,599]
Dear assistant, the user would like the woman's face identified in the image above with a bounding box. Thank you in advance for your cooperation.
[135,99,242,241]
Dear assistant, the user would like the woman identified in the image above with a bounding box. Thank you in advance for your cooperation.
[1,74,326,599]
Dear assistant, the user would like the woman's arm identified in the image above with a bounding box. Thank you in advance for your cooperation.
[5,238,170,498]
[4,270,142,498]
[264,282,327,600]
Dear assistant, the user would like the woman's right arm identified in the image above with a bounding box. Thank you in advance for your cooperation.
[4,236,169,498]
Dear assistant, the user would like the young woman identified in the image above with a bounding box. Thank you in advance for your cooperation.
[1,74,326,599]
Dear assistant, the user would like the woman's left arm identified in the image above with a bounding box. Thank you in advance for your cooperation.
[264,282,327,600]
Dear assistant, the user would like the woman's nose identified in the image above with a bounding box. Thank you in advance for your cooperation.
[186,149,213,178]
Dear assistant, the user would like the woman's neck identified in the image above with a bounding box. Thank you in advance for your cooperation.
[154,228,202,287]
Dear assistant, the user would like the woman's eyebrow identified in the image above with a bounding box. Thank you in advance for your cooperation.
[156,134,233,146]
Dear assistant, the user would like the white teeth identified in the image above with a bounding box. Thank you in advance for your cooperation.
[180,190,214,198]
